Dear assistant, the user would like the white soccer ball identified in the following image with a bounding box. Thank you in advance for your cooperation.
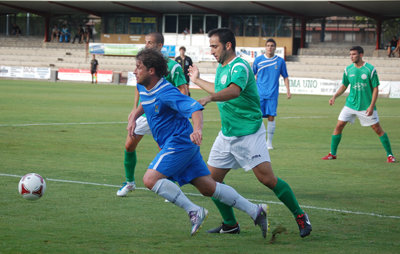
[18,173,46,200]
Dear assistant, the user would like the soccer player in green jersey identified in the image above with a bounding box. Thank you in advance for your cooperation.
[322,46,396,163]
[117,32,189,197]
[189,28,312,238]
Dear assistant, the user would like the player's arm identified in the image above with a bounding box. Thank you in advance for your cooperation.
[284,77,291,99]
[188,65,215,94]
[177,84,189,95]
[127,103,145,137]
[198,83,241,106]
[366,86,379,116]
[329,85,347,106]
[190,110,203,145]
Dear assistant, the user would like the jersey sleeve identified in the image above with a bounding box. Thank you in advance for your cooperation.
[170,64,187,87]
[342,68,350,87]
[280,59,289,78]
[252,58,258,75]
[231,63,250,91]
[162,87,203,118]
[370,68,380,88]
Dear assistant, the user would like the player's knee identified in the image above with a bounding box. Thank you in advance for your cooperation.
[142,173,156,190]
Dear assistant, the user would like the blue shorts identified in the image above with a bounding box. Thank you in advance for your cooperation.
[148,145,210,186]
[260,98,278,117]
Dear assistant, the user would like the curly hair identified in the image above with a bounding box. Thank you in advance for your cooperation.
[136,48,168,78]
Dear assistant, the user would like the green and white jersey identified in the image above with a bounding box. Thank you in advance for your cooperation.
[215,57,262,137]
[342,62,379,111]
[166,58,187,88]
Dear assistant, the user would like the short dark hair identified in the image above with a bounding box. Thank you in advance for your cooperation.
[136,48,168,78]
[208,27,236,51]
[147,32,164,46]
[350,46,364,54]
[179,46,186,51]
[266,38,276,46]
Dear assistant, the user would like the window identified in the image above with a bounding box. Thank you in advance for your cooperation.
[192,15,204,34]
[205,16,218,33]
[178,15,190,34]
[165,15,177,33]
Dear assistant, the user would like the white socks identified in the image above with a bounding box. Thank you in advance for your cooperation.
[212,182,258,220]
[152,178,200,213]
[267,120,276,148]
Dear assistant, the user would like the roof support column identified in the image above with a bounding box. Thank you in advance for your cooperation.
[44,16,49,42]
[375,19,382,50]
[300,17,306,48]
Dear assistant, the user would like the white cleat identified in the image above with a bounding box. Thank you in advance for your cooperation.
[116,182,135,197]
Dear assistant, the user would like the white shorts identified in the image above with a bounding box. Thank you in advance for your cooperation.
[207,122,270,171]
[134,116,152,136]
[338,106,379,127]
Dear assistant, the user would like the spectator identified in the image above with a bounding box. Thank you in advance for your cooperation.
[392,37,400,58]
[51,25,60,42]
[175,46,193,96]
[59,25,70,42]
[387,36,398,57]
[72,25,85,44]
[198,28,204,34]
[11,24,21,36]
[85,25,94,43]
[183,27,190,35]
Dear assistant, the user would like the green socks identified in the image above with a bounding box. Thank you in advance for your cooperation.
[211,197,238,226]
[124,150,137,182]
[273,178,304,217]
[331,134,342,156]
[379,132,393,156]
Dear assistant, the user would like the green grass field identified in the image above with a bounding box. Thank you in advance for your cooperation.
[1,79,399,254]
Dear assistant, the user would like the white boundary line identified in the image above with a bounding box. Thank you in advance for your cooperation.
[1,115,399,127]
[2,173,399,220]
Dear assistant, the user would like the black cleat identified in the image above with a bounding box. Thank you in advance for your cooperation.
[207,222,240,234]
[296,213,312,238]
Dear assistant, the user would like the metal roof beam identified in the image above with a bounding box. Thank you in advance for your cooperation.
[48,1,101,17]
[111,2,162,17]
[0,2,48,16]
[250,1,302,18]
[178,1,228,18]
[328,1,382,20]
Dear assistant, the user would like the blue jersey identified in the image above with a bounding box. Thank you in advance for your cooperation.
[252,54,288,99]
[137,78,203,149]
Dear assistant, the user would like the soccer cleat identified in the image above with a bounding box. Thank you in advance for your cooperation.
[116,182,135,197]
[387,155,396,163]
[253,204,268,238]
[322,152,337,160]
[296,213,312,238]
[189,207,208,236]
[207,222,240,234]
[267,146,274,150]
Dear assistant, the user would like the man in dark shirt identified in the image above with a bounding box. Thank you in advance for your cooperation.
[175,46,193,96]
[90,54,99,84]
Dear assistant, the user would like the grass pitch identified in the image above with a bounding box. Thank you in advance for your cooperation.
[0,79,399,253]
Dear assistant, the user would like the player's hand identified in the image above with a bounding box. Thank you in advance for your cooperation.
[188,65,200,83]
[329,97,335,106]
[198,96,211,106]
[287,92,292,99]
[190,129,202,145]
[127,118,137,137]
[366,106,374,116]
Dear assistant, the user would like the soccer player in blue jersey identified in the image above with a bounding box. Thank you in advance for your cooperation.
[252,38,291,149]
[117,32,188,197]
[127,48,268,237]
[322,46,396,163]
[189,28,311,238]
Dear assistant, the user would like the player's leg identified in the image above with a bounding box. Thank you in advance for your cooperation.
[117,116,150,197]
[371,122,396,162]
[206,132,241,233]
[266,115,276,150]
[252,162,312,237]
[261,99,277,149]
[322,106,354,160]
[192,175,268,238]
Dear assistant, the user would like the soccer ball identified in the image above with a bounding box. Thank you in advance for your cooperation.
[18,173,46,200]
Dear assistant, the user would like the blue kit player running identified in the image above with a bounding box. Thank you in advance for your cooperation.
[127,48,268,237]
[252,38,291,149]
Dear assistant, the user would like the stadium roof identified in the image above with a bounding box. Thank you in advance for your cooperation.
[0,0,399,20]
